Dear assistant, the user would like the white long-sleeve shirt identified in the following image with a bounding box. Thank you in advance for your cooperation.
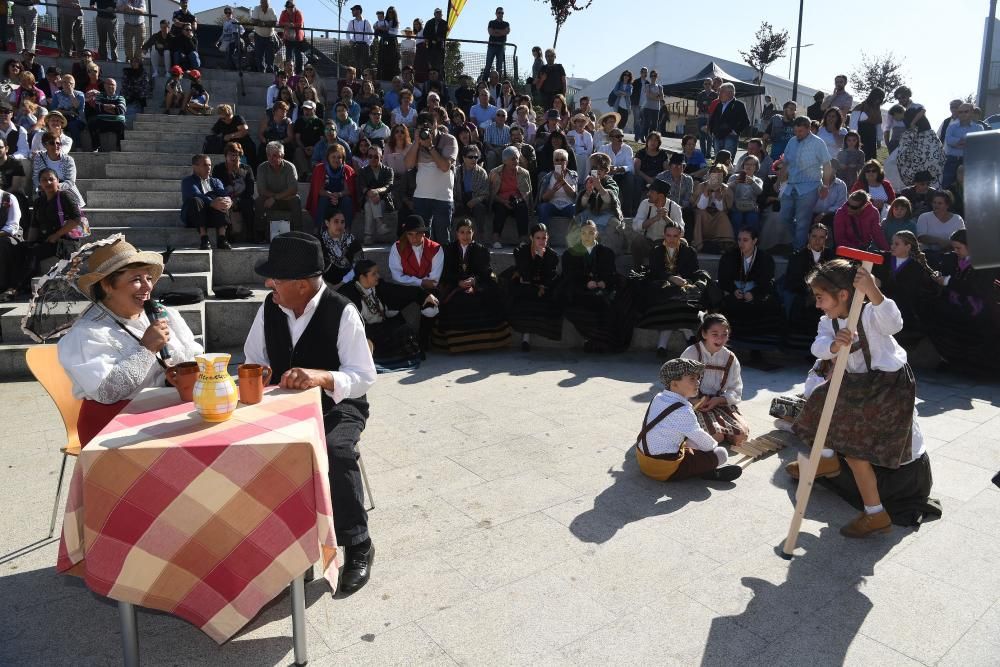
[58,303,203,402]
[811,298,907,372]
[0,122,30,159]
[388,242,443,286]
[641,389,719,456]
[0,188,21,237]
[243,284,376,404]
[596,142,633,172]
[680,342,743,406]
[348,18,374,45]
[632,197,684,238]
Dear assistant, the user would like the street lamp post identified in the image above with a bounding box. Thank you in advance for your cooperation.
[792,0,804,101]
[788,43,814,80]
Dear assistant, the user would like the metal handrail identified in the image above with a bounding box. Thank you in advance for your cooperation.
[235,21,519,84]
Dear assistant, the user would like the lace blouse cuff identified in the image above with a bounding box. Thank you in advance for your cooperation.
[95,346,157,404]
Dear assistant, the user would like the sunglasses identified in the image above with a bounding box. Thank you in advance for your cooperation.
[848,203,863,210]
[465,154,480,159]
[0,110,11,115]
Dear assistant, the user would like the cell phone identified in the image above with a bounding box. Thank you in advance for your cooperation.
[590,169,598,178]
[554,164,563,175]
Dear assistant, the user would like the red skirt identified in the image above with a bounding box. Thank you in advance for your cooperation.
[78,399,130,447]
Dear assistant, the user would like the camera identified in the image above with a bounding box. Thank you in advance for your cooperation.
[418,125,432,141]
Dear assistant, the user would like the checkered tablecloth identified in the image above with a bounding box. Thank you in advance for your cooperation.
[57,386,338,644]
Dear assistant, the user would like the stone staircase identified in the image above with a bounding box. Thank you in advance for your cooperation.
[0,60,790,380]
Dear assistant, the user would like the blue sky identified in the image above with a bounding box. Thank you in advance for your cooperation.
[193,0,989,127]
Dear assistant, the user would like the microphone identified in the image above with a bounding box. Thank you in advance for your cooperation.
[143,299,172,361]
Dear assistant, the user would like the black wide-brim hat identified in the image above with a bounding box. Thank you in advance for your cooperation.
[401,214,428,234]
[255,231,329,279]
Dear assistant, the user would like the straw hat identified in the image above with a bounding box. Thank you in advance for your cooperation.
[77,239,164,299]
[571,113,589,124]
[598,110,621,127]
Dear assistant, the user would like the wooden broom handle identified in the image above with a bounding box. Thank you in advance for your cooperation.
[781,258,876,557]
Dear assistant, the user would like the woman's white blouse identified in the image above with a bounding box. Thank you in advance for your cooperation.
[811,298,907,373]
[57,304,203,402]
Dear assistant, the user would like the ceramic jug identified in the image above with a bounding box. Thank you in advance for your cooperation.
[192,353,239,422]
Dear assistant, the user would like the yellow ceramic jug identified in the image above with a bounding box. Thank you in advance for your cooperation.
[192,353,239,422]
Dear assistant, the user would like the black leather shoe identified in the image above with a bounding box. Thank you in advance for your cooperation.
[701,465,743,482]
[217,237,233,250]
[656,346,668,359]
[339,543,374,594]
[199,235,211,250]
[521,341,530,352]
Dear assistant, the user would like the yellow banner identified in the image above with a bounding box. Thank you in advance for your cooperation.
[447,0,468,33]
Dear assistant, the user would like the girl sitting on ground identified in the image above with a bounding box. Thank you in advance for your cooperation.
[680,313,750,447]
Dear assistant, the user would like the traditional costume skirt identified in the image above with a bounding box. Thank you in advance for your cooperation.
[433,286,512,353]
[693,394,749,443]
[366,315,421,371]
[792,364,916,469]
[636,280,703,333]
[922,298,1000,372]
[564,285,635,351]
[505,279,564,341]
[819,452,942,526]
[377,37,400,80]
[722,292,785,349]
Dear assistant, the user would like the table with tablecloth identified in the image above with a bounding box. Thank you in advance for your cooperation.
[57,386,338,645]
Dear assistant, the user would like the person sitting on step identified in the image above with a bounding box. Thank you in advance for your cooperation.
[182,153,233,250]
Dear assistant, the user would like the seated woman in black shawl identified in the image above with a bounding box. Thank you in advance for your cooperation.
[320,211,364,287]
[718,227,785,356]
[338,259,438,371]
[561,219,633,352]
[922,230,1000,373]
[434,218,511,353]
[637,219,716,358]
[504,223,562,351]
[873,229,940,348]
[783,222,835,351]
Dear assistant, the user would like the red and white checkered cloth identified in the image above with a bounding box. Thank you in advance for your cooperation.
[58,386,338,644]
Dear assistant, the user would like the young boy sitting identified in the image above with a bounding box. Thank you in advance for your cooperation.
[635,358,743,483]
[163,65,186,114]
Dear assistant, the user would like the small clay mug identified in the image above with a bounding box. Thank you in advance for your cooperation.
[166,361,199,402]
[238,363,273,405]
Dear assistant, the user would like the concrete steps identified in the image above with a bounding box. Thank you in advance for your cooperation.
[88,191,183,208]
[87,211,183,229]
[105,165,197,180]
[0,301,205,344]
[78,180,179,194]
[107,152,224,166]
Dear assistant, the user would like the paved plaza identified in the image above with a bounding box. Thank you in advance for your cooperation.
[2,350,999,666]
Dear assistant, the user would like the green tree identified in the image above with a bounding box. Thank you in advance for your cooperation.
[534,0,595,49]
[850,51,906,100]
[444,40,465,83]
[740,22,789,85]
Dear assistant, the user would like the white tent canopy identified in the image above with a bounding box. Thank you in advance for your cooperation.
[578,41,821,117]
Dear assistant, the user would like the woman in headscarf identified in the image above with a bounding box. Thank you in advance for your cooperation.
[895,105,946,188]
[338,258,435,371]
[560,219,632,352]
[56,238,202,445]
[320,210,363,287]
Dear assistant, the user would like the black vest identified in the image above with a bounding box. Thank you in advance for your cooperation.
[4,127,18,154]
[263,288,369,432]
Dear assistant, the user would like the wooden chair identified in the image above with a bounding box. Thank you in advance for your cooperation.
[25,345,83,538]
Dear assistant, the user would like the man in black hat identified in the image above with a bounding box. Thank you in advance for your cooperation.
[629,178,684,267]
[244,231,378,594]
[346,4,373,72]
[388,214,441,352]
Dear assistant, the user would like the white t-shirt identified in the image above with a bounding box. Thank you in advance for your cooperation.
[414,132,458,202]
[915,211,965,250]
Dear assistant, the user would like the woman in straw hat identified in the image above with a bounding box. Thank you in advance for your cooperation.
[57,237,203,445]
